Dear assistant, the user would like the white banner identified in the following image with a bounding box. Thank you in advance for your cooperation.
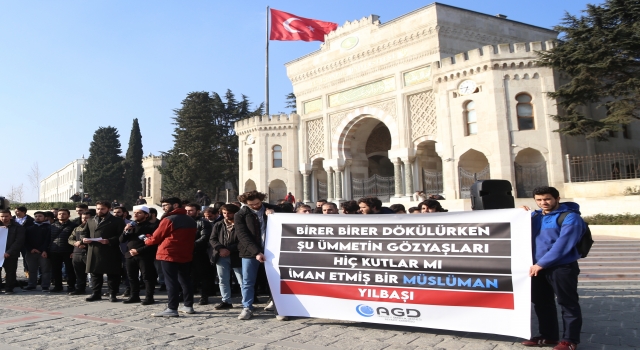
[265,209,532,339]
[0,226,8,266]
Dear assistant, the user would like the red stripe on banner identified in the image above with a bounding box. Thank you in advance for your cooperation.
[281,280,514,309]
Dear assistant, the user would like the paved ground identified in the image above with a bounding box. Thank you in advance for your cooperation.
[0,237,637,350]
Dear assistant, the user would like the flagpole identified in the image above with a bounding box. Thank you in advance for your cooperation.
[265,6,270,117]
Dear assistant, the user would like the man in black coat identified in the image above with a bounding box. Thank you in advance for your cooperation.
[83,201,126,302]
[49,209,78,293]
[234,191,282,320]
[185,203,213,305]
[68,211,92,295]
[24,211,52,291]
[210,204,242,309]
[119,205,158,305]
[1,209,25,294]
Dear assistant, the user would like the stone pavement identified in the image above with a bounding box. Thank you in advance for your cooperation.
[0,283,637,349]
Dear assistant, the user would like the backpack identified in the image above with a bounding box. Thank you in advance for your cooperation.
[556,212,594,258]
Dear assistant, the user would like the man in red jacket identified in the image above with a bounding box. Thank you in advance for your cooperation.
[145,197,197,317]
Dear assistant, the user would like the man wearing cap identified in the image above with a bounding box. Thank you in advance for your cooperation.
[119,205,158,305]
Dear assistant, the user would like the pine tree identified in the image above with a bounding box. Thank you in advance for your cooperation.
[285,92,297,113]
[122,119,144,207]
[84,127,125,202]
[159,90,262,201]
[538,0,640,140]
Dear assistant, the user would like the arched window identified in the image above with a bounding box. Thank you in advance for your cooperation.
[464,101,477,135]
[516,94,534,130]
[147,177,151,197]
[248,148,253,170]
[272,145,282,168]
[142,177,146,197]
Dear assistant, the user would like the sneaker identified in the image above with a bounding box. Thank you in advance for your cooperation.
[178,305,195,314]
[85,294,102,302]
[141,297,155,305]
[237,308,253,320]
[121,287,131,298]
[152,308,179,317]
[522,337,559,347]
[122,296,141,304]
[213,302,233,310]
[276,315,289,321]
[264,300,275,311]
[198,297,209,305]
[553,341,577,350]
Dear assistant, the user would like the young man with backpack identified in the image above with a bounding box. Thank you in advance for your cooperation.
[521,186,588,350]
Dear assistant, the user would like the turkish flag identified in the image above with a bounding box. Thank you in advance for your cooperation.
[270,9,338,42]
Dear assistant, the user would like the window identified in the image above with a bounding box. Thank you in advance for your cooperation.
[464,101,477,135]
[147,177,151,197]
[623,124,631,139]
[248,148,253,170]
[272,145,282,168]
[516,94,534,130]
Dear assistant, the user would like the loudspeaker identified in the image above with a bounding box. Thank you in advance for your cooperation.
[470,180,515,210]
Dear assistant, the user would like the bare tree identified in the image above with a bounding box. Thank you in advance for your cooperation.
[7,184,24,203]
[27,162,41,200]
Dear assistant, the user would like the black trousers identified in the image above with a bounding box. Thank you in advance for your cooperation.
[161,260,193,310]
[50,252,76,290]
[191,251,215,297]
[125,254,156,296]
[531,261,582,344]
[1,257,18,291]
[90,273,120,296]
[72,253,87,291]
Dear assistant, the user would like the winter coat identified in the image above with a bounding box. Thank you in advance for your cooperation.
[119,220,157,259]
[85,214,126,275]
[194,217,212,253]
[235,203,281,258]
[210,220,241,267]
[13,215,35,228]
[68,223,89,255]
[1,220,25,258]
[49,220,78,254]
[145,208,197,263]
[531,202,586,268]
[25,222,51,253]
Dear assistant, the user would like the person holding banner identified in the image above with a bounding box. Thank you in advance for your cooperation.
[234,190,285,320]
[1,209,26,294]
[521,186,585,350]
[357,196,394,214]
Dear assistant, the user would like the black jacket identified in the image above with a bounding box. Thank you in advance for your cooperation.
[235,203,281,258]
[2,220,26,258]
[119,220,157,258]
[13,215,35,228]
[210,220,241,267]
[25,222,51,253]
[49,220,78,253]
[85,214,126,275]
[193,217,212,253]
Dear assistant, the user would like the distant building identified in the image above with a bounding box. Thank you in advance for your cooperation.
[40,158,86,202]
[142,154,165,206]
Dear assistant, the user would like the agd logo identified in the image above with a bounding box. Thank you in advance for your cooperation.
[355,304,374,317]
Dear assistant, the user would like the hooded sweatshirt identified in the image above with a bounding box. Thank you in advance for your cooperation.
[531,201,586,268]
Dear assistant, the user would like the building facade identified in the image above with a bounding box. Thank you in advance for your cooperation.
[40,158,86,202]
[142,154,165,206]
[235,3,640,204]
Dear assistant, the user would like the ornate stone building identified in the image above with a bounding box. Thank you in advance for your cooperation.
[235,3,640,204]
[142,154,165,205]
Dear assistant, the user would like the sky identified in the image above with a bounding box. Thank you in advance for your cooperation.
[0,0,599,202]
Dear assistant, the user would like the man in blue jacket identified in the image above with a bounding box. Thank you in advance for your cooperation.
[522,186,584,350]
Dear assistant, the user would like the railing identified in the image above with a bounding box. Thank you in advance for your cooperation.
[351,174,395,202]
[567,152,640,182]
[422,169,443,195]
[458,165,490,199]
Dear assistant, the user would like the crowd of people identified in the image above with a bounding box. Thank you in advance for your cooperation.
[1,187,585,350]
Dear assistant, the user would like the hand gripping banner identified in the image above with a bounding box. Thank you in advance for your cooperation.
[265,209,532,339]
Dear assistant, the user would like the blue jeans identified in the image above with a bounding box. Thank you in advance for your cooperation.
[216,256,243,304]
[241,258,261,309]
